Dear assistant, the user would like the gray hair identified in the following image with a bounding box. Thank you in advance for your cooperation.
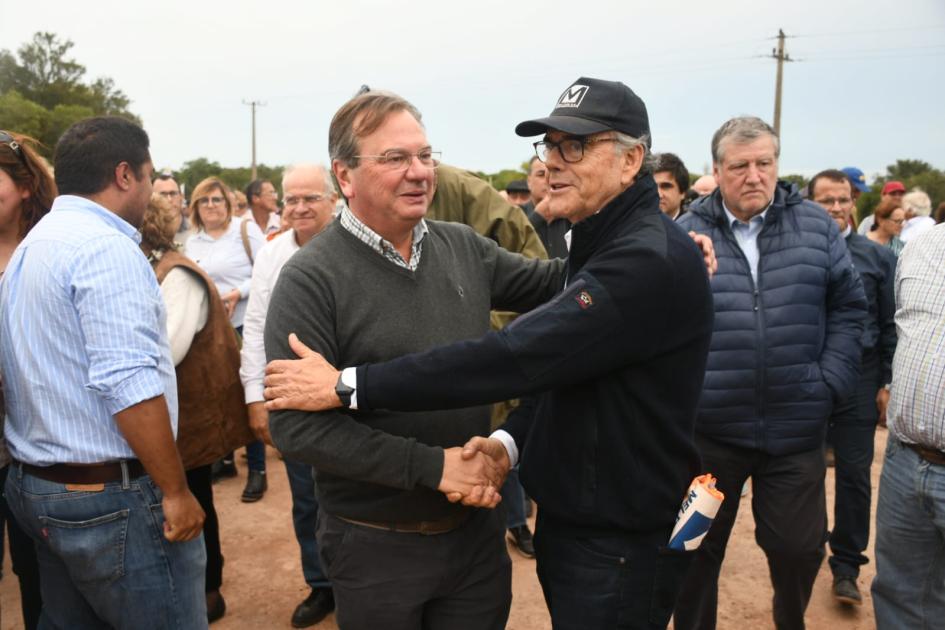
[711,116,780,163]
[902,189,932,217]
[282,162,336,196]
[614,132,658,172]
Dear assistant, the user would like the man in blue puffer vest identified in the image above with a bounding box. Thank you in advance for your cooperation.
[674,116,867,630]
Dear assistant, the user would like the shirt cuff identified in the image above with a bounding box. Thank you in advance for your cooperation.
[491,429,519,468]
[244,382,264,405]
[341,366,358,410]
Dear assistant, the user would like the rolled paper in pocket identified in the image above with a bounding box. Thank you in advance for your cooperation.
[668,474,725,551]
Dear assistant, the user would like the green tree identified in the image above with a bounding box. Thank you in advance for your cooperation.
[0,32,140,157]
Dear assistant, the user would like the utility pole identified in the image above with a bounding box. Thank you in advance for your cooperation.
[242,100,266,180]
[769,29,793,136]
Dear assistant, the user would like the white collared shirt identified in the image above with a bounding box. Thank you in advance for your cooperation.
[184,218,264,327]
[240,229,302,403]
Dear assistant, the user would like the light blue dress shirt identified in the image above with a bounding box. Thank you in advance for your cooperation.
[0,196,178,465]
[722,203,769,284]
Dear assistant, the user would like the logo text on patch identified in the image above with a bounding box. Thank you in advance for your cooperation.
[575,290,594,309]
[557,85,589,109]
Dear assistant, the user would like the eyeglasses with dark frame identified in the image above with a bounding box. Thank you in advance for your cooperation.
[353,149,441,171]
[533,136,619,164]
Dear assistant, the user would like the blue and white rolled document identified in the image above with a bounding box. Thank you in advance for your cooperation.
[668,474,725,551]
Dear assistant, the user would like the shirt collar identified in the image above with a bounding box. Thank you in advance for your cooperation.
[52,195,142,243]
[340,205,428,263]
[722,199,770,229]
[842,225,852,238]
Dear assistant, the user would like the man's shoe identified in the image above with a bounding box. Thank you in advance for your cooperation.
[241,470,267,502]
[206,590,226,623]
[211,459,237,483]
[508,525,535,558]
[291,588,335,628]
[833,576,862,606]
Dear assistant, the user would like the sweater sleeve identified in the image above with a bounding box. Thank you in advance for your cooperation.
[265,261,445,491]
[478,234,565,314]
[819,219,868,401]
[161,268,209,366]
[357,245,676,413]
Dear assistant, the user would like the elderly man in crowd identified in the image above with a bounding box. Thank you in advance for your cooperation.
[675,118,867,630]
[264,90,565,630]
[263,77,716,630]
[241,163,339,628]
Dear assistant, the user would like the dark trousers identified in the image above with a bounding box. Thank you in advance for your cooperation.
[535,511,692,630]
[186,464,223,592]
[828,356,880,578]
[0,464,42,629]
[674,435,827,630]
[317,507,511,630]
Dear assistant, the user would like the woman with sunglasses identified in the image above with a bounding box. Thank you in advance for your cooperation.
[0,130,55,629]
[867,197,906,256]
[184,177,268,501]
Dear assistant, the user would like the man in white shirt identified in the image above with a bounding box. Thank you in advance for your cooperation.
[240,163,338,628]
[245,179,282,236]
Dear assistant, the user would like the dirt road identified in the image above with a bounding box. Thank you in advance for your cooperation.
[1,430,886,629]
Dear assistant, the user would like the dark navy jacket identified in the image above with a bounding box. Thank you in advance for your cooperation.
[678,183,867,455]
[844,232,897,385]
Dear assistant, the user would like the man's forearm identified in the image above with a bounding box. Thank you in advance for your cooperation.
[114,395,188,496]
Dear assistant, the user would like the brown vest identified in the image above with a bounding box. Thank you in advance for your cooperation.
[153,250,253,470]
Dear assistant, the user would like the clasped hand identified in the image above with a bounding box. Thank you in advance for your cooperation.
[438,437,511,509]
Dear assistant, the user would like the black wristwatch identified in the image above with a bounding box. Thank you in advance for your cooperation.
[335,372,355,408]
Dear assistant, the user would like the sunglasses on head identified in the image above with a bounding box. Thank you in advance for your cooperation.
[0,131,33,175]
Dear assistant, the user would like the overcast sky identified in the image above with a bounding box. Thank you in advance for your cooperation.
[3,0,943,181]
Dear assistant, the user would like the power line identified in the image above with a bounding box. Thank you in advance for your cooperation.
[791,24,945,39]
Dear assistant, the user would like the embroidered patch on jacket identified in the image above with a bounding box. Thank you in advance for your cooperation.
[575,290,594,309]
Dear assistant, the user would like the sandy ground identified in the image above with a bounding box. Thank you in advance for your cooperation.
[1,430,887,629]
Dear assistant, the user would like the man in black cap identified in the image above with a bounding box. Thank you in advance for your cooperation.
[263,77,716,629]
[504,179,530,206]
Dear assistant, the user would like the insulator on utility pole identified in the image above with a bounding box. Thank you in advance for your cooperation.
[769,29,793,137]
[242,100,266,180]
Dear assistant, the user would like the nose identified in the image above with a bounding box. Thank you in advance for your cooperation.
[745,163,762,183]
[404,154,432,183]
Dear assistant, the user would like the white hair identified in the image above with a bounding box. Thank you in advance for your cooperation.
[282,162,336,196]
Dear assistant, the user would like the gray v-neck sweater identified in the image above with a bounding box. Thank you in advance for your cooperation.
[266,218,562,521]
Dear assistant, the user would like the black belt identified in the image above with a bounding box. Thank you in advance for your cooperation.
[19,459,146,484]
[338,509,471,535]
[903,442,945,466]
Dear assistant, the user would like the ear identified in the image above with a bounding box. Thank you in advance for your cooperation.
[620,144,645,187]
[114,162,134,192]
[332,159,355,201]
[712,162,721,185]
[19,186,30,201]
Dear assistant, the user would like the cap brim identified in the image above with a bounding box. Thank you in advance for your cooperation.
[515,115,612,137]
[851,181,870,193]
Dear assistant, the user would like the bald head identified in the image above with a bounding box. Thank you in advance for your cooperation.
[282,163,337,244]
[692,175,718,197]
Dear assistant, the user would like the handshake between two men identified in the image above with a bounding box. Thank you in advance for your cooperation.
[265,333,510,509]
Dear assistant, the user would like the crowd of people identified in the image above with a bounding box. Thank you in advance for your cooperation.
[0,74,942,630]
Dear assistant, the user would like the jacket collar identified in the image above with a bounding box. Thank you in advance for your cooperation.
[568,175,659,262]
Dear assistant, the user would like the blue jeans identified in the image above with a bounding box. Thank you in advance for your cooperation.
[500,466,527,529]
[872,438,945,629]
[283,458,329,589]
[5,463,207,629]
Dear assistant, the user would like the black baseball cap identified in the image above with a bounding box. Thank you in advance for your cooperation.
[515,77,651,147]
[506,179,529,194]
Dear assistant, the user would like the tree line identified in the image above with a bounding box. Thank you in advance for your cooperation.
[2,32,942,218]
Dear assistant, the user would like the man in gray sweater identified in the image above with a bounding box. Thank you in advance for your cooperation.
[265,91,563,630]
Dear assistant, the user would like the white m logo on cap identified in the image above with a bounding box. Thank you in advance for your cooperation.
[557,85,588,109]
